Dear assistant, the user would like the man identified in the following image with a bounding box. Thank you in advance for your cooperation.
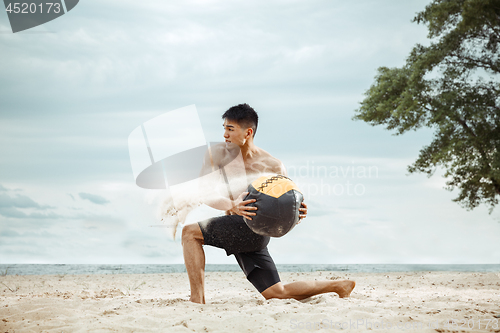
[182,103,355,304]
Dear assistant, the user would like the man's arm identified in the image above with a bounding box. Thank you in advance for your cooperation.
[279,161,288,177]
[198,146,232,211]
[277,158,308,221]
[198,146,258,220]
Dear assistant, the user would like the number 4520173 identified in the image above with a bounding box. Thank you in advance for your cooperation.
[5,3,61,14]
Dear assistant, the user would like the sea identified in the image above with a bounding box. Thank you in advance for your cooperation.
[0,264,499,276]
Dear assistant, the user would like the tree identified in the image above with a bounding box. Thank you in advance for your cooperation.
[353,0,500,212]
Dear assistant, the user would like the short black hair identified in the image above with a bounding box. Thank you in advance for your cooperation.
[222,103,259,137]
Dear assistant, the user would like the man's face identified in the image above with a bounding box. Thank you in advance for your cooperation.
[223,119,251,148]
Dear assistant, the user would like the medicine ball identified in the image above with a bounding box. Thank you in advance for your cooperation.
[243,174,303,237]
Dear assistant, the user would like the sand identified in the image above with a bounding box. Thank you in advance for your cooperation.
[1,271,499,332]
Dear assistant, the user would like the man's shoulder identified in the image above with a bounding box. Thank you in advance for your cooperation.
[258,148,281,163]
[208,143,233,159]
[255,148,286,174]
[209,143,226,156]
[206,143,240,167]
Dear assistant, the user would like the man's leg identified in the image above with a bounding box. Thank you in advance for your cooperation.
[181,223,205,304]
[260,279,356,301]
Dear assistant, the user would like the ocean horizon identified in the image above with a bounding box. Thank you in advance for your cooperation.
[1,264,499,276]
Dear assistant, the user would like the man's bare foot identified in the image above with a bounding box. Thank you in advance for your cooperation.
[336,280,356,298]
[189,296,205,304]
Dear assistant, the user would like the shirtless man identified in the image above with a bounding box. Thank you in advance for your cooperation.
[181,103,355,304]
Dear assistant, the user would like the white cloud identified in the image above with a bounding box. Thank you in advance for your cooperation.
[78,192,110,205]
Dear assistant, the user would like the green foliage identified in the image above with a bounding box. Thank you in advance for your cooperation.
[354,0,500,212]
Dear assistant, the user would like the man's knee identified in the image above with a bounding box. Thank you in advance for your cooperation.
[181,223,203,246]
[261,282,286,300]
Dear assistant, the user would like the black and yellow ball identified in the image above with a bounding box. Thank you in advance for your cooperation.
[243,174,303,237]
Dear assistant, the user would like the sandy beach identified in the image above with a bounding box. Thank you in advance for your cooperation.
[1,271,499,332]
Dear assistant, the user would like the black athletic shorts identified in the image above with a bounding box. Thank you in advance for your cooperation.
[198,214,281,293]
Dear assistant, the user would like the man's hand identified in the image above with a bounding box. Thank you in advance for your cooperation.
[229,192,258,220]
[297,201,308,224]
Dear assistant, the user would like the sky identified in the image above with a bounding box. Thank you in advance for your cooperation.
[1,0,499,265]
